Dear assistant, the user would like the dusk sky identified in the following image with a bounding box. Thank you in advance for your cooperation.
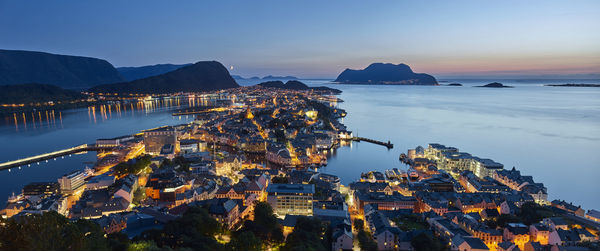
[1,0,599,78]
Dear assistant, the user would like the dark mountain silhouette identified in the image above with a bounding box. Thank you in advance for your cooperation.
[0,83,85,104]
[232,75,261,80]
[89,61,239,94]
[262,75,298,80]
[257,80,341,94]
[334,63,438,85]
[117,63,192,81]
[0,49,123,89]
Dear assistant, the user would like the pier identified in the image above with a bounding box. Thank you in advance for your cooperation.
[352,137,393,149]
[0,144,113,171]
[172,106,221,116]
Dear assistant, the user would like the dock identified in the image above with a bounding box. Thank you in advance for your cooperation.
[0,144,113,171]
[352,137,393,149]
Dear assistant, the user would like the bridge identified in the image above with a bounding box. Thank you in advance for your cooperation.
[352,137,393,149]
[0,144,114,171]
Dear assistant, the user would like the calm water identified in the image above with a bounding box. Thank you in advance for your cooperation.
[1,79,599,210]
[0,100,196,200]
[313,79,600,210]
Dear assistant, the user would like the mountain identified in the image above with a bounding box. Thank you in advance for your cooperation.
[0,83,85,104]
[0,49,123,89]
[117,64,192,81]
[257,80,341,94]
[334,63,438,85]
[232,75,263,80]
[89,61,239,94]
[262,75,298,80]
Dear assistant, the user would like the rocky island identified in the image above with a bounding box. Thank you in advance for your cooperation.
[334,63,438,85]
[257,80,342,94]
[476,82,514,88]
[546,84,600,87]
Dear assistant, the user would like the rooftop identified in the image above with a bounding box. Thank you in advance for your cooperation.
[266,183,315,194]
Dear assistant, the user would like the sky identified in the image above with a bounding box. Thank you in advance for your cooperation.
[1,0,599,79]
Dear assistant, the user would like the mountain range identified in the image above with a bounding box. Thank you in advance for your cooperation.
[0,83,85,104]
[117,64,192,81]
[334,63,438,85]
[89,61,239,94]
[233,75,298,80]
[0,49,123,89]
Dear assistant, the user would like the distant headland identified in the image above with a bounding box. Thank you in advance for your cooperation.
[257,80,341,94]
[545,84,600,87]
[475,82,514,88]
[333,63,438,85]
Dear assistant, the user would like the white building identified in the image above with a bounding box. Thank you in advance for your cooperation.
[58,170,86,194]
[267,184,314,217]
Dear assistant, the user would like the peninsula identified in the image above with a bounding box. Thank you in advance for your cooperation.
[89,61,239,94]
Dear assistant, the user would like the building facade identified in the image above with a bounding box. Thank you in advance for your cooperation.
[267,184,314,217]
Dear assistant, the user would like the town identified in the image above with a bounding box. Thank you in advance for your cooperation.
[1,85,599,251]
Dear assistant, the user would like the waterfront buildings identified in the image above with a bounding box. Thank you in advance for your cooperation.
[22,182,60,196]
[58,170,86,194]
[96,135,134,148]
[423,143,504,178]
[143,126,177,155]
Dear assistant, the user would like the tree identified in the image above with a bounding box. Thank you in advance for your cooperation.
[237,202,283,246]
[226,231,262,251]
[114,155,152,176]
[518,202,554,225]
[136,206,222,250]
[107,232,131,251]
[126,240,165,251]
[0,211,109,250]
[353,218,364,231]
[410,232,445,251]
[357,229,377,251]
[271,175,289,184]
[132,187,146,205]
[283,216,329,251]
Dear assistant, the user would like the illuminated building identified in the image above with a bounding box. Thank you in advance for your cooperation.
[143,126,177,155]
[58,170,86,194]
[267,184,314,217]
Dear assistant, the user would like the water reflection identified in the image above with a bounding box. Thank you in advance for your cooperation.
[2,96,227,133]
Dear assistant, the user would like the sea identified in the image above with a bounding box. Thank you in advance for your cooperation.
[0,78,598,210]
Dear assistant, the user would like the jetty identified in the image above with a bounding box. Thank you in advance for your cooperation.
[0,144,113,171]
[352,137,393,149]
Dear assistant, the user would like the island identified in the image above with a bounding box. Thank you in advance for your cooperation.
[334,63,438,85]
[257,80,342,94]
[475,82,514,88]
[447,83,463,86]
[545,84,600,87]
